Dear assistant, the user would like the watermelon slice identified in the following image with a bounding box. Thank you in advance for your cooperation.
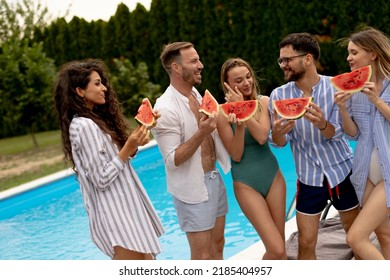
[220,100,258,121]
[135,98,155,127]
[199,89,219,116]
[330,65,372,93]
[273,97,313,120]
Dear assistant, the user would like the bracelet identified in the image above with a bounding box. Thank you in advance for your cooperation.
[319,121,328,131]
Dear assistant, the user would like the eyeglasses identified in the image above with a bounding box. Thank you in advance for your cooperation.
[277,53,307,66]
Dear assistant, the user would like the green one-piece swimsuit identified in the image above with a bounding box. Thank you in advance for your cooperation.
[231,126,279,197]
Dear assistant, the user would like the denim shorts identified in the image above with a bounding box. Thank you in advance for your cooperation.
[173,169,228,232]
[296,172,359,215]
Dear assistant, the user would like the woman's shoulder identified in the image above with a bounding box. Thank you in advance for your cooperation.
[70,116,98,131]
[69,117,102,146]
[71,116,92,125]
[257,94,269,100]
[256,95,270,106]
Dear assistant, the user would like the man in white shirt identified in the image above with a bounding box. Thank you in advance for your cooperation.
[152,42,231,260]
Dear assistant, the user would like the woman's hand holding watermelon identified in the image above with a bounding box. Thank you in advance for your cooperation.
[226,112,244,126]
[135,98,157,128]
[224,82,244,102]
[334,90,352,111]
[361,81,381,106]
[120,125,150,160]
[335,81,380,109]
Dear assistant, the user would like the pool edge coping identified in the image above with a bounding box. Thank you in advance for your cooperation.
[228,206,338,260]
[2,138,307,260]
[0,140,158,201]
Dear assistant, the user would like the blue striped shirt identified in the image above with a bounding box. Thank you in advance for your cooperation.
[346,79,390,207]
[269,75,353,188]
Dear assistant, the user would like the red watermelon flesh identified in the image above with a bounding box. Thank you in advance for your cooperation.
[135,98,155,127]
[199,89,219,116]
[273,97,313,120]
[220,100,258,121]
[331,65,372,93]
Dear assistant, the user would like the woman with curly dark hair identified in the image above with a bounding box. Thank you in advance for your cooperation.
[54,59,164,260]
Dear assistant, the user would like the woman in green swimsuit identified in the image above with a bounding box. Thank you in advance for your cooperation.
[217,58,287,259]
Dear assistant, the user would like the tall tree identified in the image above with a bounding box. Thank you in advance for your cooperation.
[54,18,72,65]
[102,18,117,60]
[67,17,93,60]
[0,0,49,43]
[112,4,133,59]
[241,0,284,93]
[90,19,107,61]
[0,0,56,140]
[130,4,151,65]
[110,58,161,117]
[200,0,227,100]
[149,0,173,88]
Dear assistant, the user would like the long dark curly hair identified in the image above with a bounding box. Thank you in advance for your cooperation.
[53,59,130,170]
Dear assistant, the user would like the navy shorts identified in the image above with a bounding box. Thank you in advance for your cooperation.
[296,172,359,215]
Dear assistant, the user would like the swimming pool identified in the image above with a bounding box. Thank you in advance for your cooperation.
[0,142,297,260]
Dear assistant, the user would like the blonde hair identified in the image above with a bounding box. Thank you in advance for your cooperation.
[340,27,390,80]
[220,58,262,116]
[220,58,260,101]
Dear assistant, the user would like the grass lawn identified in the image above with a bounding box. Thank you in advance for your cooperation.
[0,121,143,192]
[0,130,61,155]
[0,130,68,192]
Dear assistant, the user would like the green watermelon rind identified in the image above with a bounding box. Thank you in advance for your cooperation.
[220,100,259,121]
[135,98,155,127]
[273,97,313,120]
[330,65,372,94]
[199,89,220,116]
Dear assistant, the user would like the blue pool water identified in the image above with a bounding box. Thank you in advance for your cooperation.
[0,143,298,260]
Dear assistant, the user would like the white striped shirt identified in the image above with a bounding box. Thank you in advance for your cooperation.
[347,79,390,207]
[269,75,353,188]
[69,117,164,258]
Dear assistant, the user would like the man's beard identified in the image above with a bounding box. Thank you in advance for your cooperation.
[182,69,201,85]
[285,69,304,82]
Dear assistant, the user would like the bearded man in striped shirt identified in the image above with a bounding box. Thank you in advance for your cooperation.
[269,33,360,260]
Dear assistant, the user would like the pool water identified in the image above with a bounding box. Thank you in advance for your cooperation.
[0,143,297,260]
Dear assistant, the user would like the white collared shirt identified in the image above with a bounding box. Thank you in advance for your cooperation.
[151,85,230,204]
